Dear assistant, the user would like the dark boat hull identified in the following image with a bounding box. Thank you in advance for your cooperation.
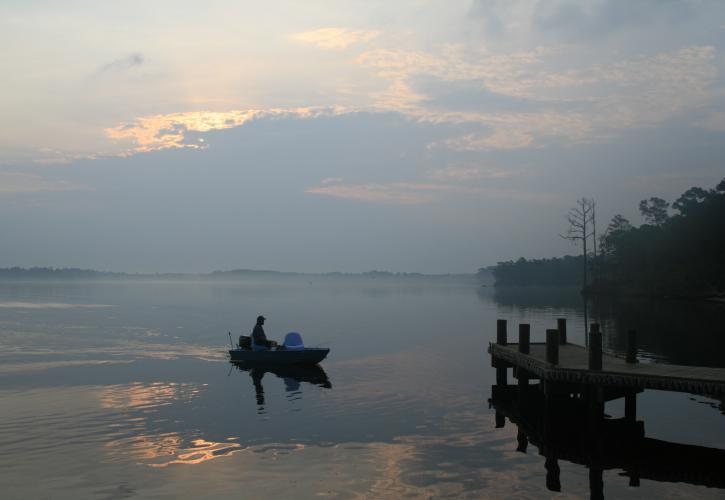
[228,347,329,365]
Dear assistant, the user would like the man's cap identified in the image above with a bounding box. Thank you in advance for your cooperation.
[257,315,266,321]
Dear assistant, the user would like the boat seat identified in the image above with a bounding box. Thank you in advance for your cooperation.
[283,332,304,350]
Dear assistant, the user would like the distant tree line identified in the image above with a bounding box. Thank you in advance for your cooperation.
[0,267,112,279]
[0,267,473,281]
[483,256,584,287]
[487,177,725,298]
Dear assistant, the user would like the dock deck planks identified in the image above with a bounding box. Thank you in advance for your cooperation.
[489,342,725,395]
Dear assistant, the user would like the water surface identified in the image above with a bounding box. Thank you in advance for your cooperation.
[0,278,723,498]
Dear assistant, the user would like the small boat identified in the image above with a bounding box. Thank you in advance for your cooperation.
[228,347,330,365]
[228,331,329,365]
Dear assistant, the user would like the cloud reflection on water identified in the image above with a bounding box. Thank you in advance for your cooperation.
[99,381,251,468]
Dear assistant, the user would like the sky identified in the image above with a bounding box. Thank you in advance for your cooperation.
[1,0,725,273]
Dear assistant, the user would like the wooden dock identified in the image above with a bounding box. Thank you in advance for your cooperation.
[489,320,725,396]
[487,319,725,497]
[490,384,725,493]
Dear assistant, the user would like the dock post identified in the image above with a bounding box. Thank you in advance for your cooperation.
[589,465,604,500]
[625,392,637,421]
[546,329,559,365]
[545,456,561,492]
[496,365,508,386]
[516,428,528,453]
[495,411,505,428]
[626,329,638,364]
[496,320,508,385]
[517,324,531,387]
[588,323,602,370]
[557,318,567,345]
[518,324,530,354]
[496,319,508,345]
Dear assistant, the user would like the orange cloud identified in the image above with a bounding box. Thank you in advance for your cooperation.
[306,181,557,205]
[105,108,338,155]
[291,27,379,50]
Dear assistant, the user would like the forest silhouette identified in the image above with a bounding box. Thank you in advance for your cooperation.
[487,177,725,299]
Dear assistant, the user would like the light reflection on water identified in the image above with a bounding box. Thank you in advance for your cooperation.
[0,279,723,498]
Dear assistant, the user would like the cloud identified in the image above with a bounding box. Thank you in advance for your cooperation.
[624,169,725,192]
[307,182,447,204]
[427,165,527,181]
[693,111,725,132]
[357,45,548,102]
[306,181,556,205]
[442,130,535,151]
[105,107,341,154]
[95,53,144,75]
[423,110,593,151]
[0,172,92,194]
[291,27,379,50]
[530,0,696,41]
[357,44,717,150]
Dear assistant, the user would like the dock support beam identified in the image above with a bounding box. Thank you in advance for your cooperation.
[588,323,602,371]
[546,329,559,365]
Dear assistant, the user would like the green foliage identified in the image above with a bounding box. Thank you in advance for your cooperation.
[596,177,725,297]
[638,197,669,226]
[489,176,725,297]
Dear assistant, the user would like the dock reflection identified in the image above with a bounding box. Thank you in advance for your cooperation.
[489,384,725,498]
[231,363,332,409]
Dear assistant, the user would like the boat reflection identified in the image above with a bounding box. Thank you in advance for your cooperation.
[231,363,332,409]
[489,384,725,498]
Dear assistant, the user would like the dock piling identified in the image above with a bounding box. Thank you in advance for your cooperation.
[497,319,508,345]
[496,319,509,384]
[518,324,531,387]
[626,330,638,364]
[588,323,602,371]
[546,329,559,365]
[625,392,637,421]
[557,318,567,345]
[518,324,530,354]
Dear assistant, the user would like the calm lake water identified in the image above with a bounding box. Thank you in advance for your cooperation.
[0,278,724,499]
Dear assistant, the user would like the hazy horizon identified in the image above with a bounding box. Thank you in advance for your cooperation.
[0,265,489,278]
[2,1,725,273]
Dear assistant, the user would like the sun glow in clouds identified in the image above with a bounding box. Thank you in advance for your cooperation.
[105,108,340,154]
[291,27,379,50]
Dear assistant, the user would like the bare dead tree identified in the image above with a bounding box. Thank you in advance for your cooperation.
[591,201,598,281]
[591,201,597,262]
[561,198,596,291]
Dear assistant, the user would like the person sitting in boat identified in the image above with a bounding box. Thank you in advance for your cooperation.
[251,315,277,351]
